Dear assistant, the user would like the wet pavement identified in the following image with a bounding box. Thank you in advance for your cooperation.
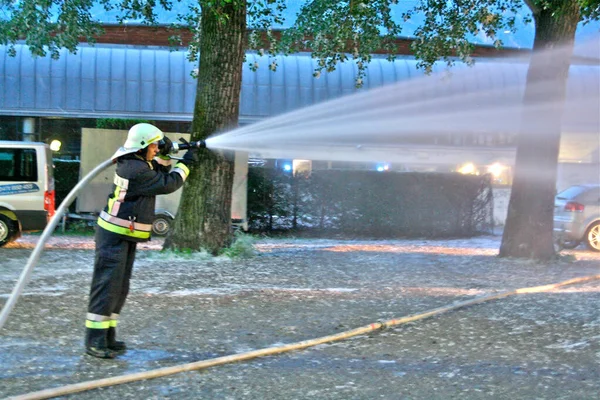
[1,234,599,399]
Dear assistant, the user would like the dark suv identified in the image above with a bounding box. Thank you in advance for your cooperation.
[554,184,600,251]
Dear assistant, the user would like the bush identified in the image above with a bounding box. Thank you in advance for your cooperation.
[96,118,153,130]
[247,169,494,238]
[221,232,257,258]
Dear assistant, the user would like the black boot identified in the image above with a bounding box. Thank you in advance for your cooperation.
[107,327,127,353]
[85,328,118,359]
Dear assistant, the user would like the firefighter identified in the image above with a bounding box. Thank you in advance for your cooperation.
[85,123,197,359]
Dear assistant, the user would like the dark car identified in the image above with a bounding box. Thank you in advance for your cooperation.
[554,184,600,251]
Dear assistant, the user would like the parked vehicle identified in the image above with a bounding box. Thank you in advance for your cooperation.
[0,141,55,246]
[554,184,600,251]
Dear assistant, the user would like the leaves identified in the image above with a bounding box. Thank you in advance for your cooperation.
[1,1,598,83]
[407,0,525,72]
[276,1,403,87]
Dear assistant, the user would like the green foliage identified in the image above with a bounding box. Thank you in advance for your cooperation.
[247,168,494,238]
[62,220,96,236]
[148,247,216,262]
[579,0,600,22]
[555,253,577,262]
[408,0,524,72]
[247,166,291,230]
[220,231,257,258]
[3,0,599,85]
[278,1,402,85]
[96,118,152,130]
[0,0,105,58]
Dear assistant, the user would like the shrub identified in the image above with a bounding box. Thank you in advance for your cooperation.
[246,169,494,238]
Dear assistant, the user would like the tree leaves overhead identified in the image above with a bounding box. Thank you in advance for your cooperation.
[408,0,525,72]
[1,1,599,79]
[0,0,105,58]
[277,0,403,86]
[246,0,286,69]
[575,0,600,22]
[0,0,178,58]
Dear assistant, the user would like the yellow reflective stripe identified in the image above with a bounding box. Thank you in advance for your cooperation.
[175,162,189,176]
[147,135,162,144]
[86,320,111,329]
[107,185,120,214]
[97,218,151,239]
[100,211,152,231]
[109,320,118,328]
[173,162,189,181]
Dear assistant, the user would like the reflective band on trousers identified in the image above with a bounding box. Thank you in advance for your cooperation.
[97,218,151,239]
[87,313,111,322]
[86,320,111,329]
[86,313,118,328]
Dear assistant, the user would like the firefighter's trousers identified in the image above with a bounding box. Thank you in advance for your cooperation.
[87,227,137,321]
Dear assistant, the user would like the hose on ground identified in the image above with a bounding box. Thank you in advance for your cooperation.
[8,273,599,400]
[0,158,114,330]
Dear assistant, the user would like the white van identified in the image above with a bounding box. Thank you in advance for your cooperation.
[0,141,55,246]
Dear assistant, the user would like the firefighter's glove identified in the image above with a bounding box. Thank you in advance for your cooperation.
[158,136,174,157]
[182,148,200,165]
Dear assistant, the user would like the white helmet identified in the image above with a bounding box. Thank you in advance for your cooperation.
[111,123,165,160]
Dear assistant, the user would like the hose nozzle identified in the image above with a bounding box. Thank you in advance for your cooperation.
[159,138,206,154]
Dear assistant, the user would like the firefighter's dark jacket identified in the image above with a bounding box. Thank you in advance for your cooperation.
[96,153,190,242]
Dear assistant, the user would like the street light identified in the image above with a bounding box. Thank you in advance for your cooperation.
[49,140,62,152]
[458,162,476,175]
[487,162,504,178]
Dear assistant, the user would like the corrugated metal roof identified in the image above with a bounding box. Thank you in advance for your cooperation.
[0,43,598,130]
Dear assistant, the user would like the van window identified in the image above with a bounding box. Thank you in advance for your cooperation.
[0,148,38,182]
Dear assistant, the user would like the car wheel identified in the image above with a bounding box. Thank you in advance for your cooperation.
[152,214,173,236]
[0,214,18,247]
[585,222,600,252]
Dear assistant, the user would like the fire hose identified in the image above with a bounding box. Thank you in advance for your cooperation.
[1,141,598,399]
[7,274,600,400]
[0,158,115,330]
[0,139,205,330]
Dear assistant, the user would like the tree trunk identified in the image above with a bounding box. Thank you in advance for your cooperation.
[499,0,580,260]
[164,0,247,255]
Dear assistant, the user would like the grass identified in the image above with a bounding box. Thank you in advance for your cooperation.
[220,231,258,258]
